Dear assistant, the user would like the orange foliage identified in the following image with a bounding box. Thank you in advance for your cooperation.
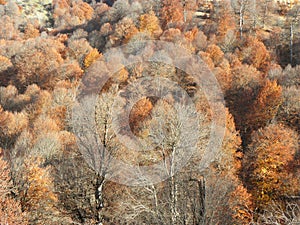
[206,44,224,66]
[244,124,299,209]
[0,55,13,85]
[0,0,6,4]
[84,48,102,68]
[0,55,12,71]
[160,28,182,42]
[129,98,153,135]
[13,42,64,90]
[111,17,139,45]
[0,149,28,224]
[0,106,28,142]
[139,11,162,38]
[53,0,93,28]
[161,0,183,28]
[221,109,243,171]
[246,80,282,132]
[184,27,198,42]
[239,37,271,72]
[21,157,58,222]
[23,24,39,40]
[115,67,129,83]
[216,3,236,40]
[229,184,253,224]
[48,106,67,130]
[198,51,215,70]
[71,1,94,21]
[225,64,264,143]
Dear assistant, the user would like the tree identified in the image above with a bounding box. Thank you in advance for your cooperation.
[108,17,139,46]
[71,90,123,223]
[53,0,94,29]
[244,80,282,133]
[161,0,184,28]
[256,202,300,224]
[0,55,13,86]
[23,24,39,40]
[276,85,300,132]
[199,110,253,225]
[20,157,60,224]
[84,48,102,69]
[239,37,271,72]
[286,4,300,65]
[143,99,200,224]
[0,105,28,149]
[129,97,153,135]
[139,10,162,38]
[216,2,236,40]
[257,0,276,28]
[206,44,225,66]
[231,0,251,39]
[225,64,263,142]
[12,38,65,90]
[242,124,299,210]
[0,148,28,225]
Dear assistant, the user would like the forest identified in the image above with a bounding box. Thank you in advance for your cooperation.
[0,0,299,224]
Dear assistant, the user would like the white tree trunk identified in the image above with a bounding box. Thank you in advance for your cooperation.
[290,22,294,65]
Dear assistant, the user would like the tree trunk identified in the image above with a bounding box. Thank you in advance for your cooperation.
[290,22,294,65]
[239,2,245,39]
[95,175,105,223]
[170,146,178,225]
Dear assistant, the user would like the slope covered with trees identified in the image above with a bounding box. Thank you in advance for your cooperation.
[0,0,299,224]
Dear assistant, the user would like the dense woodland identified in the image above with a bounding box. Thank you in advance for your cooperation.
[0,0,299,224]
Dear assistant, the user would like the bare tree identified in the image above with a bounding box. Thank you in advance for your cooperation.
[256,202,300,225]
[286,4,300,65]
[71,89,121,223]
[231,0,251,39]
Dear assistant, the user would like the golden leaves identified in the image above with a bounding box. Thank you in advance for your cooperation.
[139,11,162,38]
[84,48,102,69]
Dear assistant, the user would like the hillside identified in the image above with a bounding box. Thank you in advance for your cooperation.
[0,0,299,224]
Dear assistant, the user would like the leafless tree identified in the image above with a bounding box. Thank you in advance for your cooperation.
[71,89,122,223]
[255,201,300,225]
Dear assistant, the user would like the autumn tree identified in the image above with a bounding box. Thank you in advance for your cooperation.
[12,38,64,90]
[0,148,28,225]
[20,157,62,224]
[239,37,271,72]
[206,44,225,66]
[161,0,184,28]
[256,202,300,224]
[23,23,40,40]
[108,17,139,46]
[0,55,13,86]
[129,97,153,135]
[225,64,263,142]
[84,48,102,68]
[268,64,300,87]
[244,80,282,134]
[0,105,28,149]
[242,123,299,211]
[139,10,162,38]
[216,2,236,40]
[53,0,94,29]
[215,3,237,53]
[276,85,300,132]
[201,110,253,225]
